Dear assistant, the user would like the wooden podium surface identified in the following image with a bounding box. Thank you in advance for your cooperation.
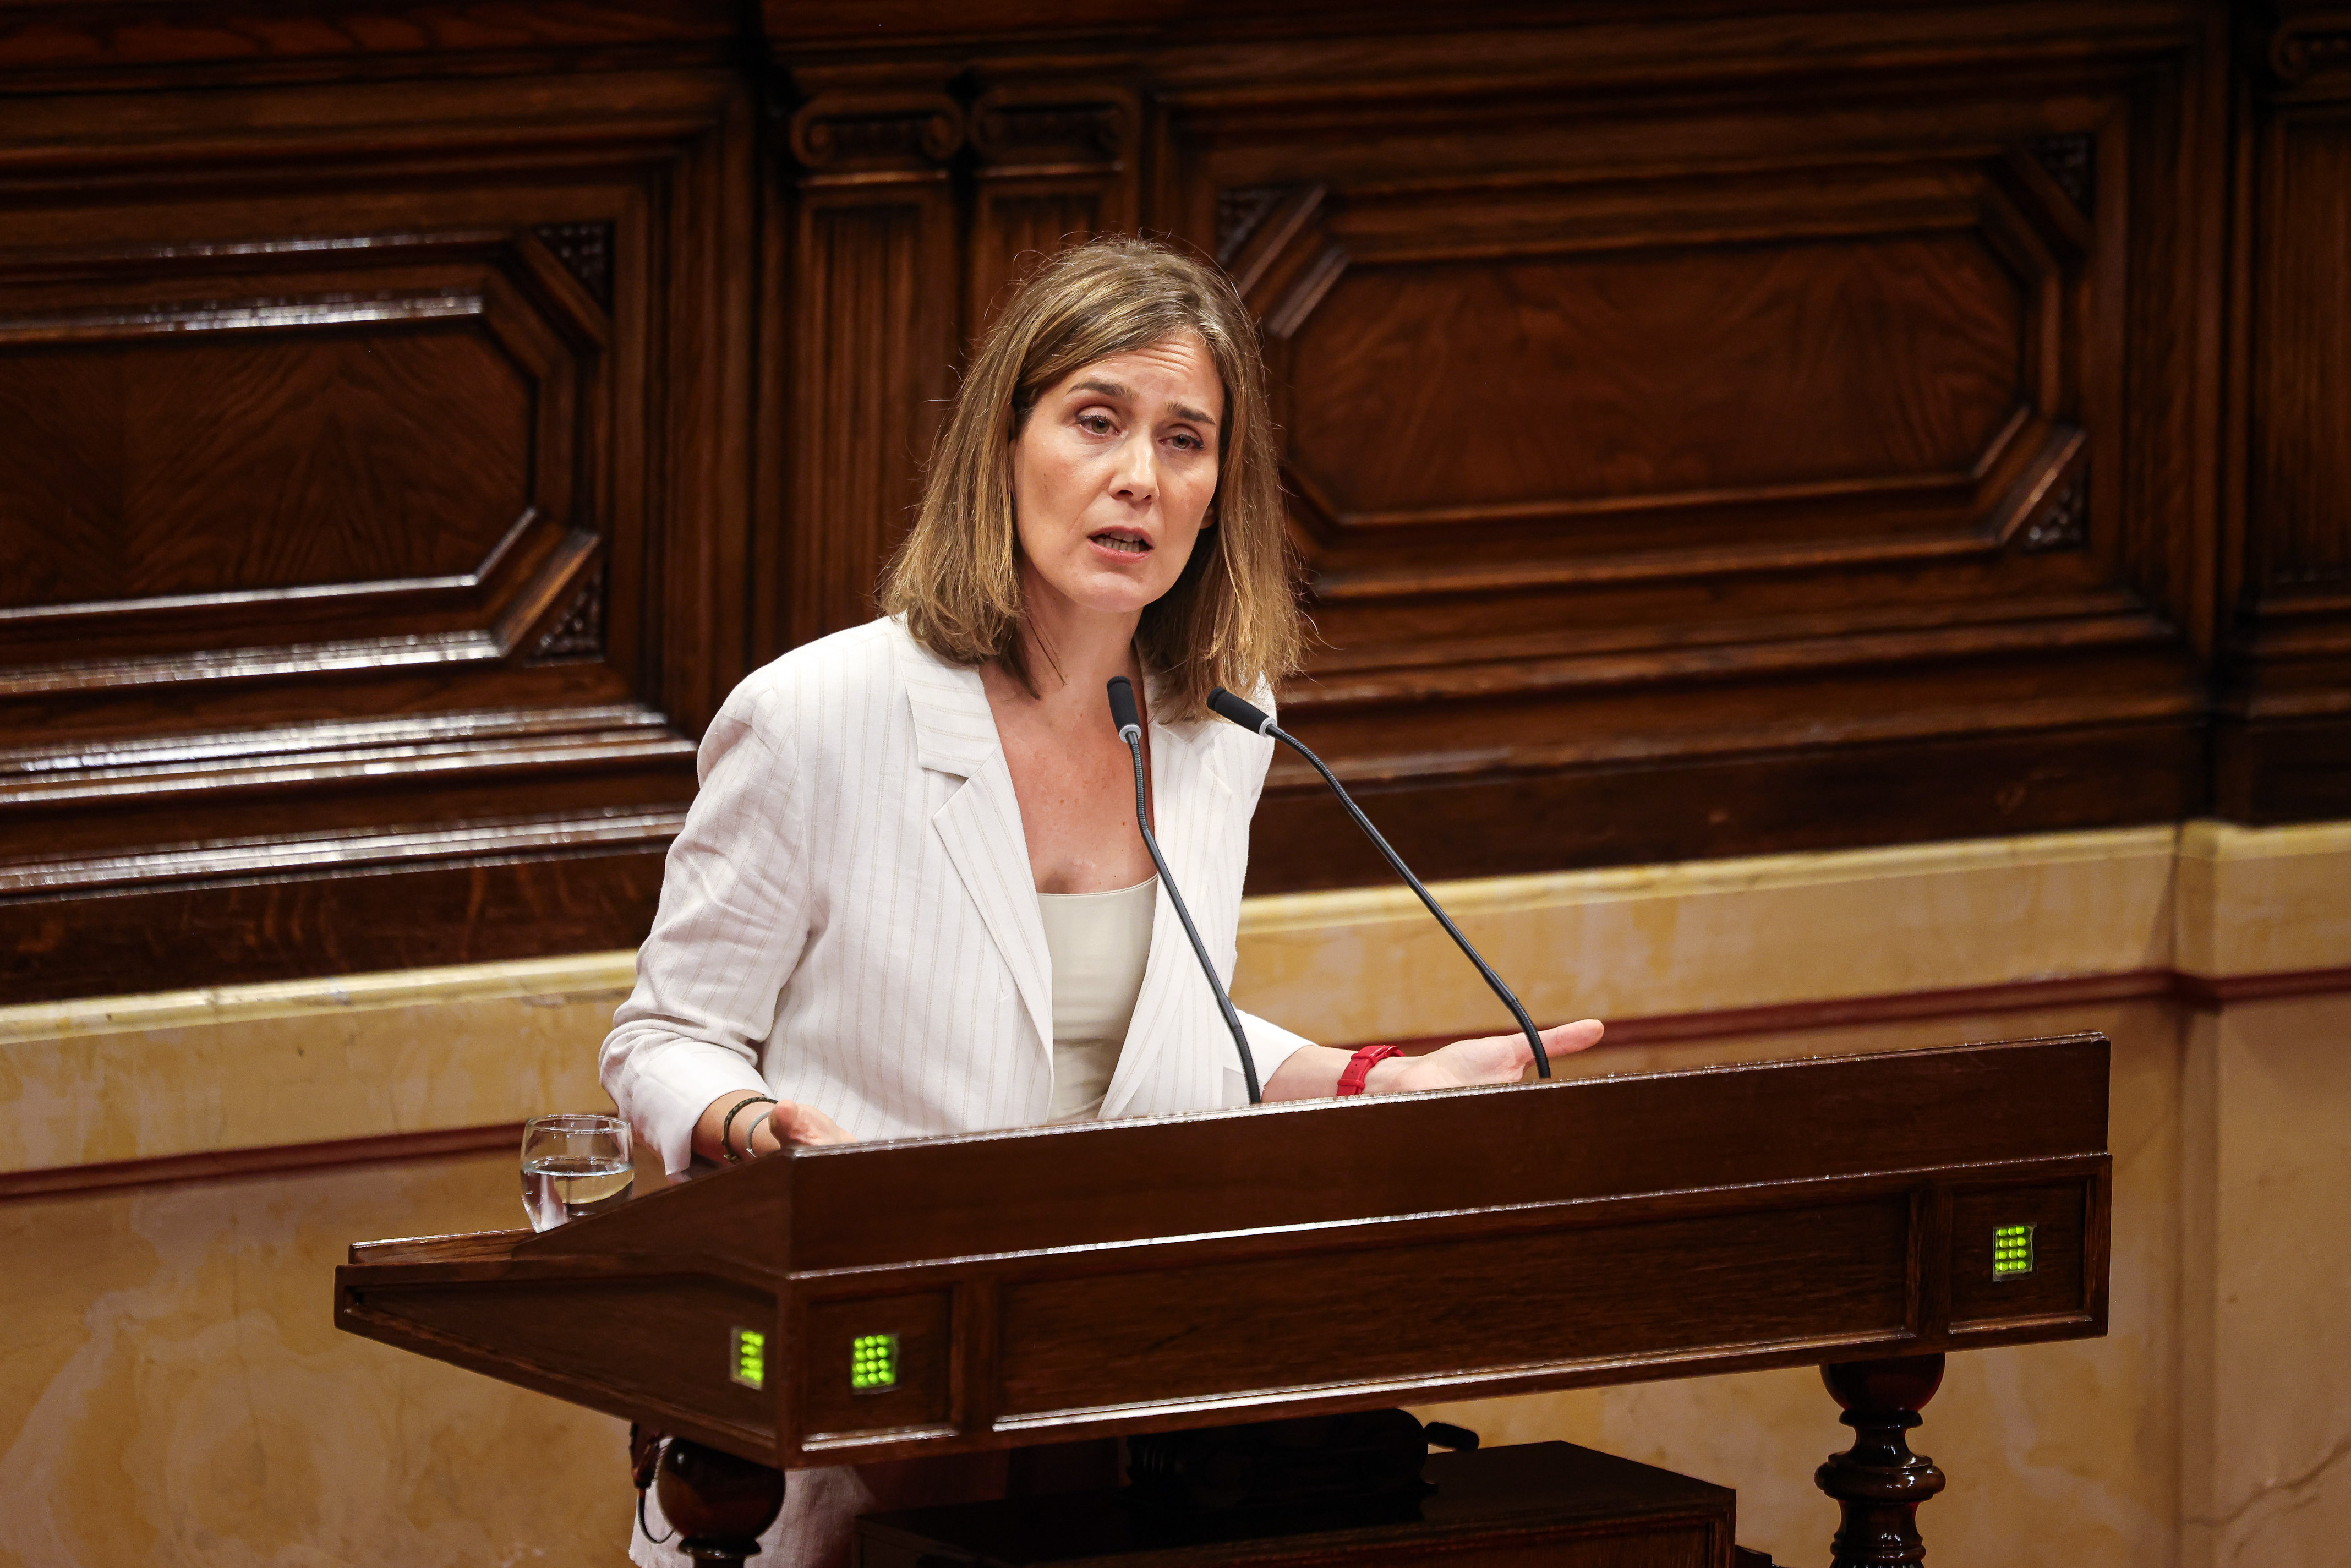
[336,1034,2110,1475]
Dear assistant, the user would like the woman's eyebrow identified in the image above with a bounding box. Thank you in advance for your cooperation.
[1069,378,1218,428]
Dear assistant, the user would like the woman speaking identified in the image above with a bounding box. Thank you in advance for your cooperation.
[601,236,1603,1567]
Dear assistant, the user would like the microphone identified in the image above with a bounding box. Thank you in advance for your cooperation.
[1107,676,1262,1103]
[1207,686,1552,1079]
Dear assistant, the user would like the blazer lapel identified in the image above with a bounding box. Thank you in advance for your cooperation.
[898,634,1055,1065]
[1101,713,1238,1118]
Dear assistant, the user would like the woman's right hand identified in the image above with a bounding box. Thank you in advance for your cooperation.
[749,1099,851,1154]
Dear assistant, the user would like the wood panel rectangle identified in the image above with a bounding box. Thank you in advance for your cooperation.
[0,65,751,997]
[801,1292,955,1440]
[995,1198,1910,1419]
[1948,1180,2093,1331]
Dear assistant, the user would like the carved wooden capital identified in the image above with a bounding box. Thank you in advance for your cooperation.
[967,91,1133,170]
[2270,14,2351,83]
[788,94,963,176]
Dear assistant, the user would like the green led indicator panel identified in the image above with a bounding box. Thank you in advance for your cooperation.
[851,1333,899,1394]
[1992,1224,2036,1280]
[731,1327,766,1390]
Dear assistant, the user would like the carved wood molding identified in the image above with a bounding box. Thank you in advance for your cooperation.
[2031,132,2096,217]
[0,2,739,84]
[967,89,1134,173]
[1215,187,1291,264]
[0,225,609,687]
[787,93,963,180]
[1232,163,2086,587]
[526,562,605,661]
[2020,474,2090,553]
[2267,13,2351,85]
[532,221,614,307]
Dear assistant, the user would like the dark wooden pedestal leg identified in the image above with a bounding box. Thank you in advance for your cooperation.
[1814,1354,1947,1567]
[655,1439,787,1567]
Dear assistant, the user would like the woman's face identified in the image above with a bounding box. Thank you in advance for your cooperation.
[1010,331,1224,623]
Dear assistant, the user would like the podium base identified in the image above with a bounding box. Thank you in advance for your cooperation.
[859,1440,1751,1568]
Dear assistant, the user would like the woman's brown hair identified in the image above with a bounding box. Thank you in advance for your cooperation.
[878,235,1302,720]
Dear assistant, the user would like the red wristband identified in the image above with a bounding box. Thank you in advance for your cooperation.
[1336,1043,1403,1097]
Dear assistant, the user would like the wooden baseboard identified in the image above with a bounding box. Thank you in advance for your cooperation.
[0,1122,524,1203]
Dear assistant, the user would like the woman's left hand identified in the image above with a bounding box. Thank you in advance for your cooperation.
[1377,1018,1604,1093]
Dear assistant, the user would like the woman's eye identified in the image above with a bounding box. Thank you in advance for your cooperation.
[1078,413,1114,434]
[1169,432,1204,452]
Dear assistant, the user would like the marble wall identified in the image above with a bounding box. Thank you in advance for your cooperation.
[2,821,2343,1568]
[3,1155,634,1567]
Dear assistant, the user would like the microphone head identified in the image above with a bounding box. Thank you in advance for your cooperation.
[1207,686,1275,736]
[1106,676,1142,740]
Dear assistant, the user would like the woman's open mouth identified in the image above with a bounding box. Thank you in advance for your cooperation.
[1089,531,1152,556]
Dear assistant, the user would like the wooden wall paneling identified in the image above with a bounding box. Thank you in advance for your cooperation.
[773,80,966,651]
[1141,18,2219,889]
[964,79,1143,333]
[0,2,741,89]
[0,65,757,1001]
[0,3,2305,990]
[651,84,759,737]
[2218,6,2351,821]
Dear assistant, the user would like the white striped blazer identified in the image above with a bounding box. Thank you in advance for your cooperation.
[600,615,1317,1177]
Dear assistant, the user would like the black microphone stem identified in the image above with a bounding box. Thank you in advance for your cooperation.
[1108,679,1262,1103]
[1250,714,1551,1080]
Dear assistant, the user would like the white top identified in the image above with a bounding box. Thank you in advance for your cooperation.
[1038,875,1157,1122]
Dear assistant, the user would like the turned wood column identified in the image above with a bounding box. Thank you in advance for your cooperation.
[655,1438,787,1567]
[1815,1354,1946,1567]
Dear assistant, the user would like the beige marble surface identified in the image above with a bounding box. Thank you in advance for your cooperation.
[1,955,631,1173]
[1232,827,2181,1045]
[2180,994,2351,1568]
[2174,819,2351,979]
[0,1150,634,1568]
[1232,819,2351,1047]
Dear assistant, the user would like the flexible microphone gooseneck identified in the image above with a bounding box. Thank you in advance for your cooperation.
[1206,686,1552,1080]
[1108,676,1262,1104]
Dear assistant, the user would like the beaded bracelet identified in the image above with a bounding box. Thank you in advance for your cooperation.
[719,1094,778,1164]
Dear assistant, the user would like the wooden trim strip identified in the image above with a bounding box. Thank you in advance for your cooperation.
[10,964,2350,1203]
[0,1122,523,1203]
[2173,966,2351,1007]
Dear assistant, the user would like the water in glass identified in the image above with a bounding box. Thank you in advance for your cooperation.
[521,1113,633,1231]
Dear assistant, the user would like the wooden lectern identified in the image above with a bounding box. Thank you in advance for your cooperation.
[337,1034,2110,1566]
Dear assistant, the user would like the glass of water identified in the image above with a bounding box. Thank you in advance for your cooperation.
[521,1113,634,1232]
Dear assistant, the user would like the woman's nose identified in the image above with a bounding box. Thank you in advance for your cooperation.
[1109,435,1156,502]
